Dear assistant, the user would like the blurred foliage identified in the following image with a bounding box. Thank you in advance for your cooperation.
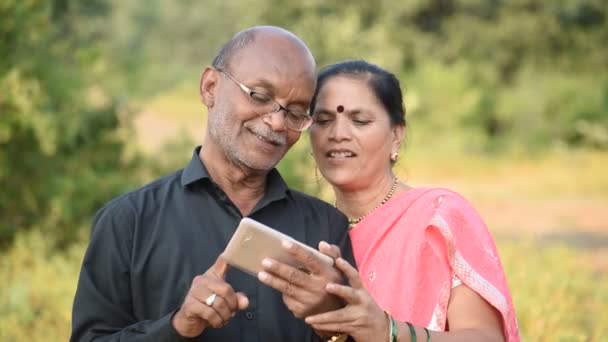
[2,0,607,340]
[0,230,82,341]
[99,0,608,151]
[0,0,140,248]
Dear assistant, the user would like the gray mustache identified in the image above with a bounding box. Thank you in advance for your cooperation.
[249,126,287,145]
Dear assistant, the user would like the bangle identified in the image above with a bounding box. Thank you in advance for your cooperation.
[384,311,398,342]
[406,321,417,342]
[424,327,431,341]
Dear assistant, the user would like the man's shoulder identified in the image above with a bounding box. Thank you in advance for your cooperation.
[98,169,185,215]
[287,188,334,210]
[285,188,347,224]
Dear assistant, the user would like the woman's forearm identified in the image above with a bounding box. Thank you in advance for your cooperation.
[394,321,504,342]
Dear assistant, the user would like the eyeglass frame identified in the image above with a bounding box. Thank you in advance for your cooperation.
[215,68,313,132]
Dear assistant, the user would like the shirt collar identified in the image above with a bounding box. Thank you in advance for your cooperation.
[180,146,211,186]
[181,146,290,200]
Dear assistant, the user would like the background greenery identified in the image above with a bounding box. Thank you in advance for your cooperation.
[1,0,606,340]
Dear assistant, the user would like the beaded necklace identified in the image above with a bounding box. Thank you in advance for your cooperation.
[337,178,399,229]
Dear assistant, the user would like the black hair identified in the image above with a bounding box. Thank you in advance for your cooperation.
[310,60,406,128]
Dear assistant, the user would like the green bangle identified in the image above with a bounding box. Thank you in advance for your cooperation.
[389,314,397,342]
[406,321,417,342]
[424,327,430,341]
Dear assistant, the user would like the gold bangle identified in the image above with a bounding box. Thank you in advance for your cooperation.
[384,311,398,342]
[328,333,348,342]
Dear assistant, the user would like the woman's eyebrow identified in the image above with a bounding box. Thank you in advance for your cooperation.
[312,107,336,116]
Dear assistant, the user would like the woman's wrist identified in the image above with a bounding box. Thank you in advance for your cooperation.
[395,320,422,342]
[383,311,398,342]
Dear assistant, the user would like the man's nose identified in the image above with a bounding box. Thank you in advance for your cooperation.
[261,110,287,132]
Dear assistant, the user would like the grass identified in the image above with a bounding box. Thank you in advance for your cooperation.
[1,231,606,340]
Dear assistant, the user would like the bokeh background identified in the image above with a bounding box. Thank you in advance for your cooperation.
[1,0,607,340]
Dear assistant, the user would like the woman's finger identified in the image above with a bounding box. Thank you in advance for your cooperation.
[310,322,351,333]
[305,307,355,325]
[324,283,361,304]
[335,257,363,289]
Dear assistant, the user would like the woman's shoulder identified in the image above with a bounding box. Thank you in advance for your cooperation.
[412,187,489,235]
[408,187,475,209]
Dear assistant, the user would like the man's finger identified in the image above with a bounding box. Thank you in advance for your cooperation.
[318,241,341,259]
[211,254,230,278]
[261,258,309,288]
[282,240,326,275]
[258,271,306,298]
[206,280,238,311]
[205,295,234,323]
[236,292,249,310]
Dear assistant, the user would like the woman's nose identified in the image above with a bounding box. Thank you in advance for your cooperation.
[328,117,350,141]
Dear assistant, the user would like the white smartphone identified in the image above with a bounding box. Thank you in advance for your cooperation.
[222,217,334,277]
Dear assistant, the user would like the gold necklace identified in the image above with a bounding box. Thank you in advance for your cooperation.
[337,178,399,229]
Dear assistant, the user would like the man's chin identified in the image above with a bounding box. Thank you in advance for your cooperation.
[233,155,281,173]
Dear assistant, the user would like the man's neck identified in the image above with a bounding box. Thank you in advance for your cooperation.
[199,143,267,216]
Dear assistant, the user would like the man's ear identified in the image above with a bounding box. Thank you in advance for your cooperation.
[200,67,219,107]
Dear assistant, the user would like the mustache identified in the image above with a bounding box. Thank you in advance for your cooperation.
[248,125,287,145]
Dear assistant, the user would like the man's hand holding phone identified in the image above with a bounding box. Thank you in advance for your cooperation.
[171,256,249,338]
[257,239,345,318]
[222,217,346,339]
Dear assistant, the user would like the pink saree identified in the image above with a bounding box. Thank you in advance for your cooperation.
[349,187,520,341]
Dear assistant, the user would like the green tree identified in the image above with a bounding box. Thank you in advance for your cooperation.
[0,0,139,248]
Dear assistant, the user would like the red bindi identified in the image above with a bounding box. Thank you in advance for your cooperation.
[336,105,344,113]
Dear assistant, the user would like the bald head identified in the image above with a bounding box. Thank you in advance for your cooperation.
[211,26,315,72]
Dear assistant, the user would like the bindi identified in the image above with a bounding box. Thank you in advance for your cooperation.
[336,105,344,113]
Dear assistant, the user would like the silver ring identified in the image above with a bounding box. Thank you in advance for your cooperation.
[204,293,217,306]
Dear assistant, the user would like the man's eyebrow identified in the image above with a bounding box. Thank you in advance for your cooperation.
[249,77,275,91]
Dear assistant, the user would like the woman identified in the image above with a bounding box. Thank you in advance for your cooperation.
[306,60,519,341]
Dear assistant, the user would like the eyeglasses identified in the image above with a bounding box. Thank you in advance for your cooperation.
[217,68,313,132]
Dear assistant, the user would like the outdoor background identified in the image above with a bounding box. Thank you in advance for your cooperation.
[1,0,607,340]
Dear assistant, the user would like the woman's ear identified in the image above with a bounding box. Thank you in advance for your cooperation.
[391,124,405,153]
[200,67,218,107]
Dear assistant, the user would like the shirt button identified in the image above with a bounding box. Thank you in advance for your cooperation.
[245,311,254,320]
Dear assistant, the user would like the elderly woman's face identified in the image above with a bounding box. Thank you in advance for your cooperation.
[309,76,400,190]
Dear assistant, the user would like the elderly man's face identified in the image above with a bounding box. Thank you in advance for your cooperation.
[207,35,316,171]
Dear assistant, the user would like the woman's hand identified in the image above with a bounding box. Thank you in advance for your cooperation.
[305,257,389,342]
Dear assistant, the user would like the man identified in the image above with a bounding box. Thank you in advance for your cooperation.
[70,26,354,341]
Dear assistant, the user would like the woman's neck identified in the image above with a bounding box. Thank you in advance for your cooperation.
[334,175,401,223]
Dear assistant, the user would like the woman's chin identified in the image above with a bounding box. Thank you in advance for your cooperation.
[321,171,357,189]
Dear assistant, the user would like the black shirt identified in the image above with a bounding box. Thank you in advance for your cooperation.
[71,147,354,341]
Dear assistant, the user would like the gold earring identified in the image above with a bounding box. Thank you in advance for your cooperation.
[390,152,399,162]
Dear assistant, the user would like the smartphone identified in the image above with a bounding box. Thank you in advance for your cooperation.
[222,217,334,277]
